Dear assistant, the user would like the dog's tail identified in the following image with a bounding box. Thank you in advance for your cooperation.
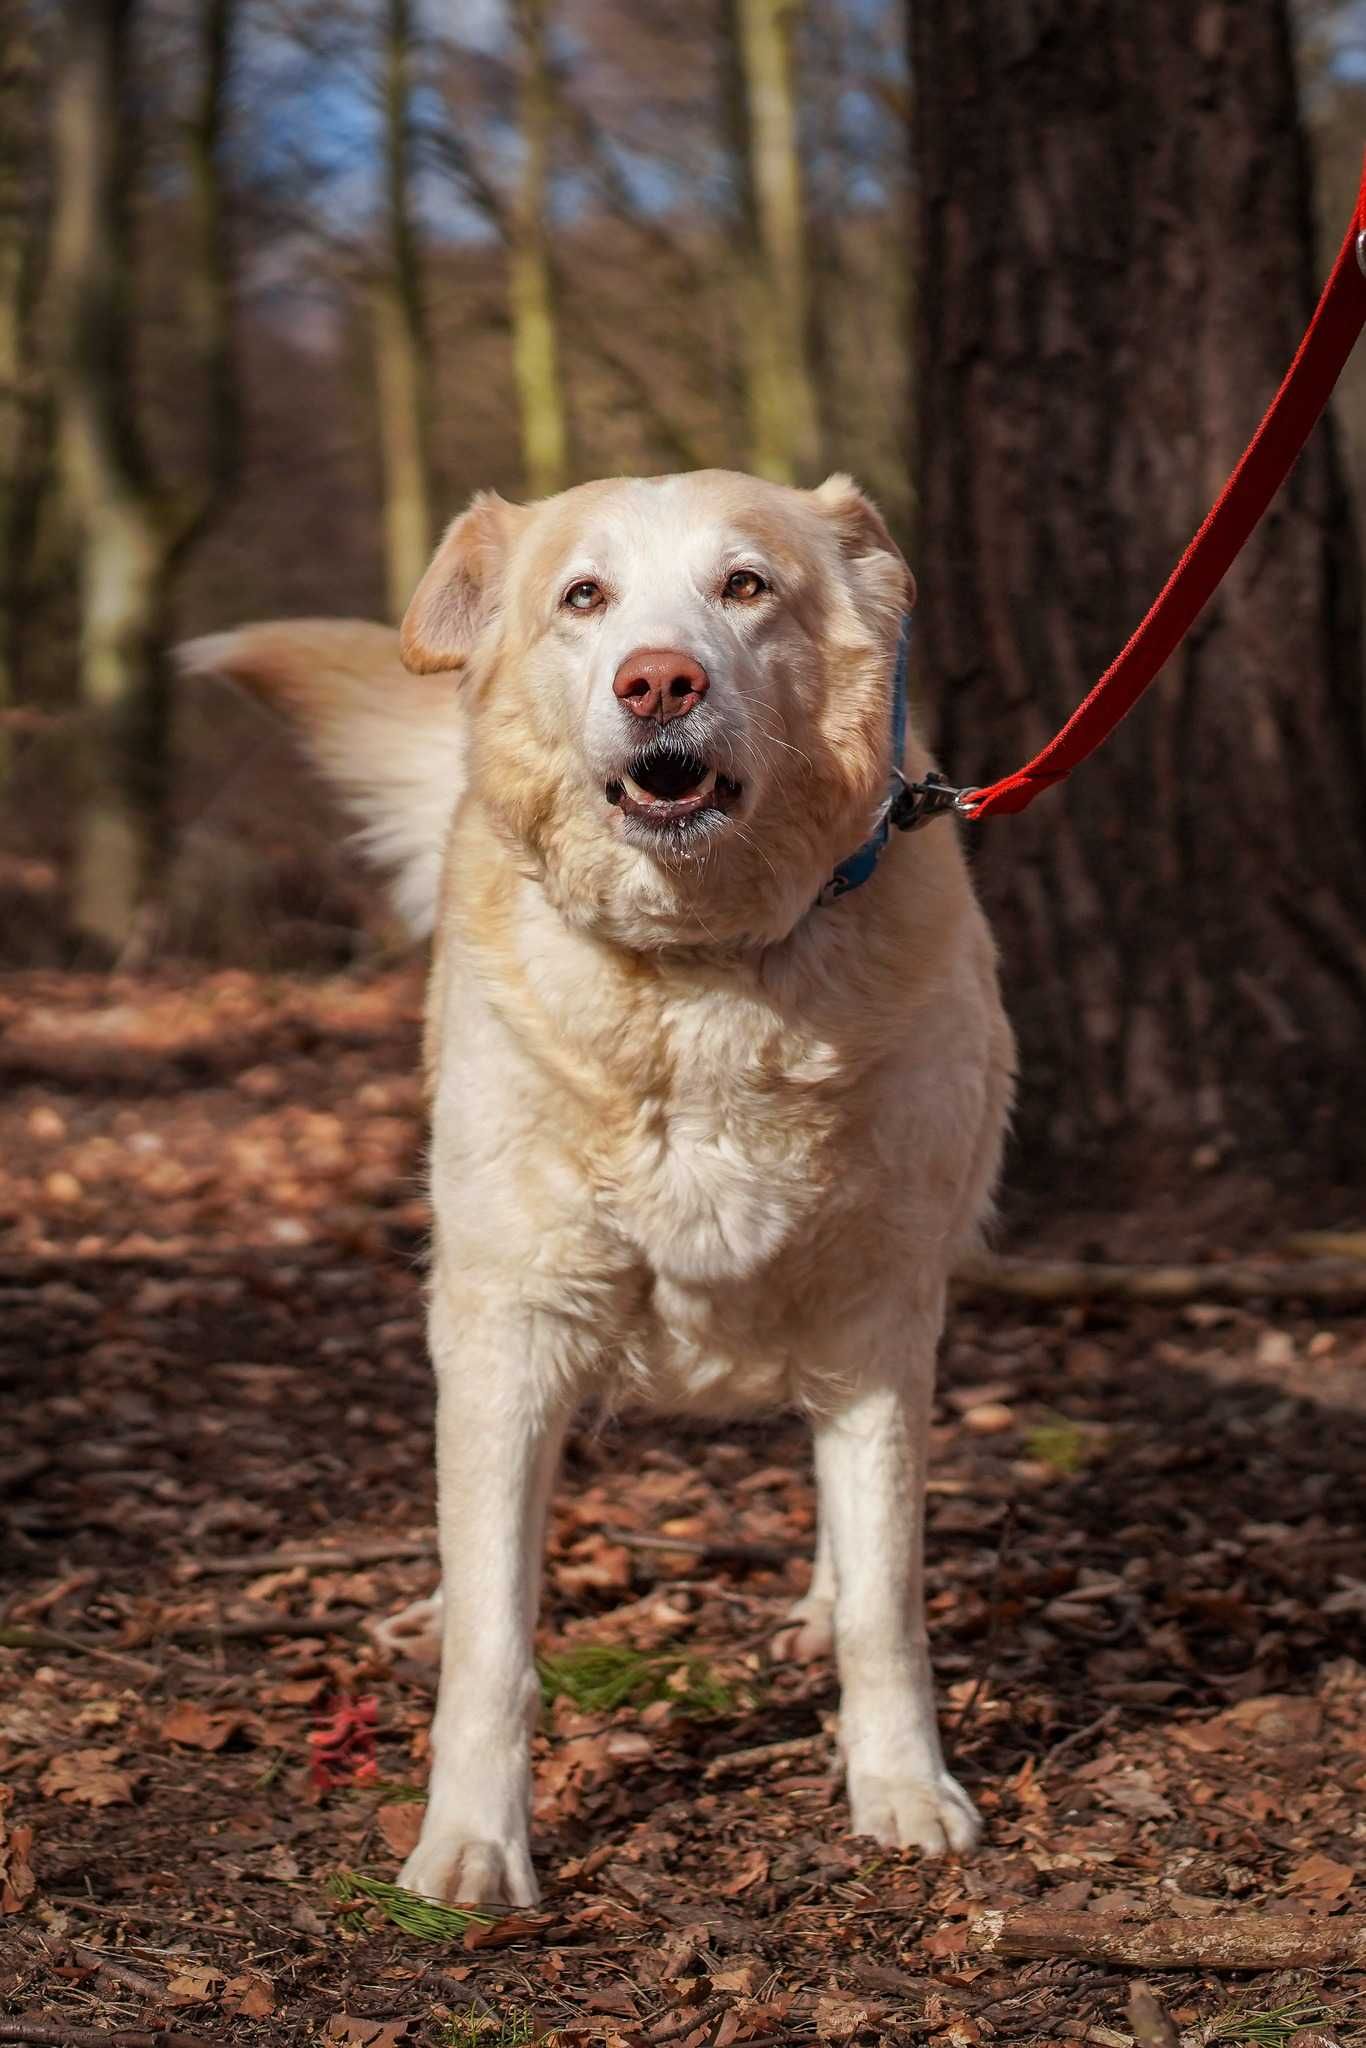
[178,619,464,937]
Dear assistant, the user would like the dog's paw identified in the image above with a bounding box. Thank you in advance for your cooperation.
[846,1765,980,1855]
[398,1831,538,1908]
[770,1591,835,1664]
[370,1587,444,1664]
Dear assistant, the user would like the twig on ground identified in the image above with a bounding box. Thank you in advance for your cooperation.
[954,1250,1366,1308]
[602,1527,789,1568]
[0,1625,160,1680]
[701,1733,828,1781]
[948,1505,1015,1756]
[969,1909,1366,1971]
[1128,1982,1181,2048]
[0,2024,213,2048]
[65,1942,167,2001]
[182,1537,436,1579]
[161,1608,367,1644]
[1038,1706,1122,1775]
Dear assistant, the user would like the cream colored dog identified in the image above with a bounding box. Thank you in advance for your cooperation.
[184,469,1014,1907]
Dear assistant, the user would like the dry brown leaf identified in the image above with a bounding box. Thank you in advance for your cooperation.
[324,2017,420,2046]
[224,1973,275,2017]
[166,1965,226,2003]
[463,1910,553,1951]
[38,1749,137,1808]
[719,1847,769,1896]
[1285,1852,1356,1900]
[814,1994,873,2041]
[711,1959,766,1996]
[0,1787,36,1915]
[375,1800,423,1858]
[160,1700,245,1751]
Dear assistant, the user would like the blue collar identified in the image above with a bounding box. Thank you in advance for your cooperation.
[819,610,966,909]
[815,614,973,909]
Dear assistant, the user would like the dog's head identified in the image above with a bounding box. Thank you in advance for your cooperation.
[403,469,916,947]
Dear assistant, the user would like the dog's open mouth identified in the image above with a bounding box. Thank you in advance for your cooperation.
[606,743,741,827]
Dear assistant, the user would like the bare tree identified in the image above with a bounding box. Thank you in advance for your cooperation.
[373,0,432,617]
[729,0,820,484]
[509,0,569,496]
[0,0,47,761]
[51,0,238,951]
[911,0,1366,1168]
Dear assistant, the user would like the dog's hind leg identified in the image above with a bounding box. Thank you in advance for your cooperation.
[771,1506,835,1663]
[396,1289,570,1909]
[814,1313,979,1857]
[371,1586,443,1663]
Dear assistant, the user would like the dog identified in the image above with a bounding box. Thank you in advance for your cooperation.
[183,468,1014,1906]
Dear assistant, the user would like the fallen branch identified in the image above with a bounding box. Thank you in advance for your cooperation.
[0,1626,160,1680]
[954,1251,1366,1309]
[66,1942,166,2002]
[160,1607,367,1644]
[0,2024,213,2048]
[602,1528,790,1568]
[968,1909,1366,1971]
[702,1734,828,1781]
[183,1537,435,1579]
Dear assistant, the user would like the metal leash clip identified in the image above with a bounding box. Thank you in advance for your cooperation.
[887,769,979,832]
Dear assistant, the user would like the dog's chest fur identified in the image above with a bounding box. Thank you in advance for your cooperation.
[431,872,991,1414]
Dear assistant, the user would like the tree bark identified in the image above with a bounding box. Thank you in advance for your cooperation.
[911,0,1366,1170]
[969,1908,1366,1973]
[510,0,569,498]
[373,0,431,617]
[730,0,821,484]
[51,0,238,952]
[0,1,47,767]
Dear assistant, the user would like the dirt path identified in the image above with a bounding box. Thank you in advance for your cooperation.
[2,973,1364,2046]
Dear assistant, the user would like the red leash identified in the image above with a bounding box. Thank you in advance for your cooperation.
[956,150,1366,823]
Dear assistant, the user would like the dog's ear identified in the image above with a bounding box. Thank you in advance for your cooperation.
[811,473,915,620]
[400,490,528,676]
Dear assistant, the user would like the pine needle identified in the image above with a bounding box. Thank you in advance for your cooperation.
[327,1868,494,1940]
[536,1642,740,1717]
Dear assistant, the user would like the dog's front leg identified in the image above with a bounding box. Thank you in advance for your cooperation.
[814,1329,978,1856]
[398,1289,568,1908]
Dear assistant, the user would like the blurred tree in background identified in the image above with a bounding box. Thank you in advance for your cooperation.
[911,0,1366,1166]
[0,0,1362,1172]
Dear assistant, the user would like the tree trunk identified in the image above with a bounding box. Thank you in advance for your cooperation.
[911,0,1366,1171]
[51,0,237,953]
[373,0,431,617]
[510,0,569,498]
[0,1,46,763]
[731,0,821,484]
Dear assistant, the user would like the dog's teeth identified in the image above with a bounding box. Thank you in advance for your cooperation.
[622,771,659,805]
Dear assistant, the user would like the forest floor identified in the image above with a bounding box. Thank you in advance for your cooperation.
[2,968,1365,2048]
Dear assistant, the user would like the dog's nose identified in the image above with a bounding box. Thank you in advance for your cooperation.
[612,648,710,723]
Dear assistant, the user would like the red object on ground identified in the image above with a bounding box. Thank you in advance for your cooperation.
[309,1694,379,1792]
[963,150,1366,821]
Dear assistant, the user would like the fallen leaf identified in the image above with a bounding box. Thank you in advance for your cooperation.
[463,1911,553,1950]
[815,1994,872,2041]
[1285,1852,1355,1901]
[160,1701,245,1751]
[166,1965,226,2003]
[224,1972,275,2017]
[375,1801,423,1858]
[718,1847,769,1896]
[38,1750,137,1809]
[324,2017,420,2046]
[0,1787,36,1915]
[711,1959,766,1996]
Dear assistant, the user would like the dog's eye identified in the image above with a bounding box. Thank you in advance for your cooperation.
[723,569,768,601]
[563,579,604,612]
